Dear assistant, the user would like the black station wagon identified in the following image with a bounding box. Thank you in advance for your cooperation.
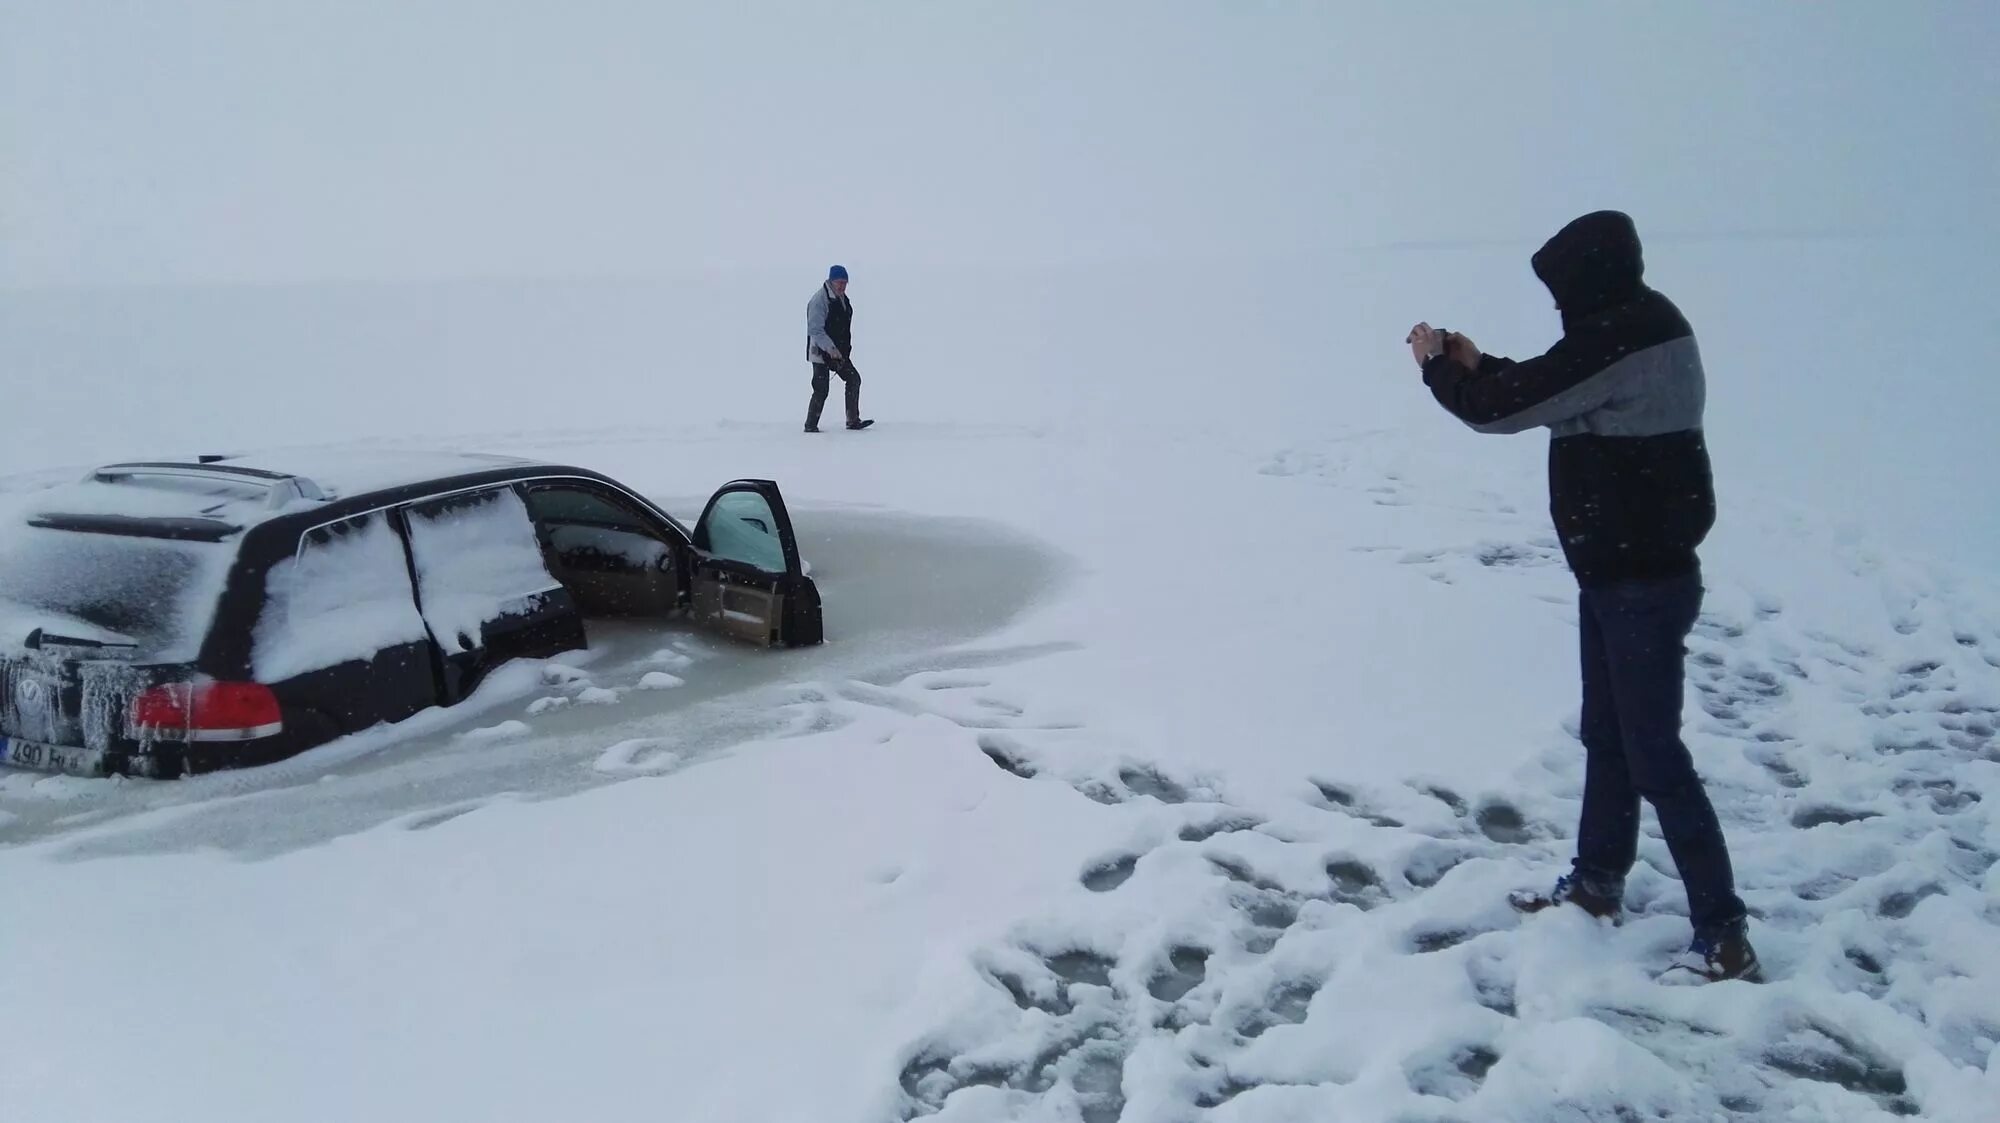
[0,452,822,777]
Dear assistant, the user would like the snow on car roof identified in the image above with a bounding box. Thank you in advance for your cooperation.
[23,474,283,532]
[9,451,549,535]
[211,450,540,500]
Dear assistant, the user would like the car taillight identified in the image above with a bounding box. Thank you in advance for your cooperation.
[130,681,284,742]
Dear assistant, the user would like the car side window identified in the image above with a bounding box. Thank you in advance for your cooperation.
[522,484,656,531]
[524,483,676,574]
[403,487,564,651]
[251,510,429,681]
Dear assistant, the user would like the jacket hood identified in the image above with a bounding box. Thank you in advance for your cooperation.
[1531,210,1646,321]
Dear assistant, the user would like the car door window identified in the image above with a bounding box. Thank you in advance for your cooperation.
[524,483,675,571]
[522,485,655,530]
[252,511,428,681]
[403,487,564,653]
[700,490,788,574]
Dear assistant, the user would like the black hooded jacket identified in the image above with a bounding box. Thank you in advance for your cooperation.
[1422,211,1716,587]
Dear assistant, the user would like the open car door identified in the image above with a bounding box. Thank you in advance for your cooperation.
[689,480,823,648]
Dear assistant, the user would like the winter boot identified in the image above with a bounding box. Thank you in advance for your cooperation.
[1657,928,1762,985]
[846,418,875,430]
[1509,873,1622,923]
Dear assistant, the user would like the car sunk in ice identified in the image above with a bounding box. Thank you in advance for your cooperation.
[0,452,822,778]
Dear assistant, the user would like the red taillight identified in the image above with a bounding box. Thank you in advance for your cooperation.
[130,681,283,742]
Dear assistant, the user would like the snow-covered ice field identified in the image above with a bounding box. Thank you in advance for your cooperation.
[4,327,1998,1119]
[6,4,1998,1120]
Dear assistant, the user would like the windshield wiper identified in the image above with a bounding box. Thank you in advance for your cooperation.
[24,627,138,651]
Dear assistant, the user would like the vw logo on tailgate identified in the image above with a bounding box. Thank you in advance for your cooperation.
[10,670,60,742]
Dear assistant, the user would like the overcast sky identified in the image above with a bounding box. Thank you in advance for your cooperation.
[3,1,1994,286]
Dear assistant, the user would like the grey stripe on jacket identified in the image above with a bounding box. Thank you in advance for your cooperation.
[806,284,841,362]
[1468,335,1706,439]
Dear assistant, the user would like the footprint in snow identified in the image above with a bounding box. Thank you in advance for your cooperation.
[1790,805,1881,829]
[1007,756,1203,808]
[1402,840,1476,889]
[1178,814,1263,843]
[1404,1042,1502,1102]
[1114,764,1194,804]
[1415,783,1470,816]
[1408,925,1490,955]
[1208,854,1291,896]
[982,965,1073,1018]
[1763,1018,1919,1117]
[1876,884,1945,920]
[1472,799,1537,844]
[1744,744,1808,789]
[1080,853,1138,893]
[1465,951,1518,1019]
[1236,977,1319,1040]
[1325,856,1392,910]
[1045,949,1117,990]
[976,734,1038,780]
[1309,780,1406,828]
[1237,893,1301,955]
[1894,776,1981,814]
[1146,946,1210,1005]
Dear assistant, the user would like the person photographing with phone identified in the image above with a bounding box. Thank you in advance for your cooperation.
[1407,210,1758,985]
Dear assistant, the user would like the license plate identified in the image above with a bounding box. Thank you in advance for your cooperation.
[0,735,104,776]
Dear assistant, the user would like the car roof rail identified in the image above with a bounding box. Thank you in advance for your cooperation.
[90,462,328,506]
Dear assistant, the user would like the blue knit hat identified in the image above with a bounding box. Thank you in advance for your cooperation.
[828,264,848,281]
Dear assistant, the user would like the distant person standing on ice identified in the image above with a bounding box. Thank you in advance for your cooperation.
[804,265,873,433]
[1406,210,1758,985]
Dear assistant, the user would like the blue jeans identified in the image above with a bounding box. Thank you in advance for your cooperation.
[1572,571,1747,941]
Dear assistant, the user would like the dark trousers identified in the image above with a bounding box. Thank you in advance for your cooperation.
[808,361,861,428]
[1572,571,1748,941]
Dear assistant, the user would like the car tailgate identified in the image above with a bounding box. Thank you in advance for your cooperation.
[0,646,170,773]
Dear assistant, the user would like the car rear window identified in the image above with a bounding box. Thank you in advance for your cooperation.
[0,525,234,659]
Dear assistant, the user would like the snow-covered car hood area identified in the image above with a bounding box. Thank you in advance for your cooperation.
[4,416,1997,1122]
